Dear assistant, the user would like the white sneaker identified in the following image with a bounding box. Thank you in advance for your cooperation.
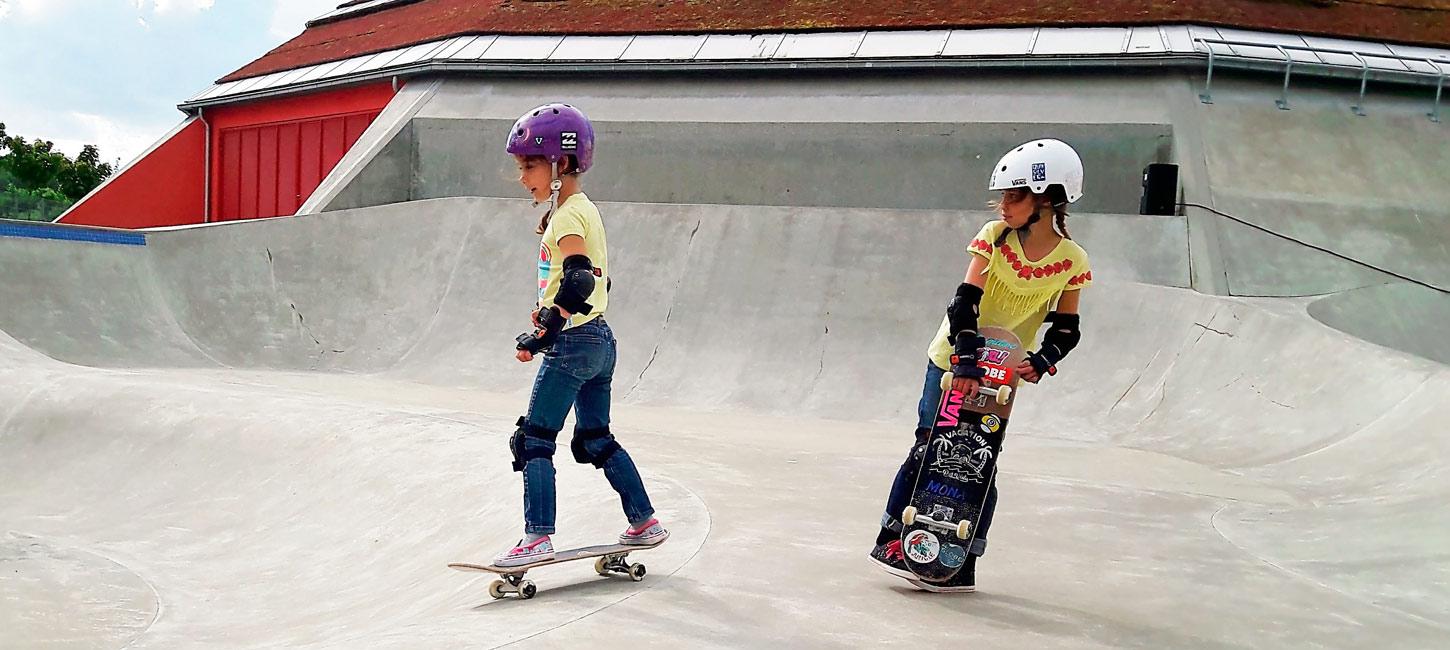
[619,518,669,546]
[493,536,555,567]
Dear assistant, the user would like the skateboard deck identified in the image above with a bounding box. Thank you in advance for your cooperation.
[449,540,665,600]
[899,326,1025,584]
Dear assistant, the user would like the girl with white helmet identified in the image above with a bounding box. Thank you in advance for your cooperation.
[495,103,667,566]
[869,139,1093,592]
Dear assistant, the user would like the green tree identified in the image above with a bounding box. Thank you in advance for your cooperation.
[0,121,115,221]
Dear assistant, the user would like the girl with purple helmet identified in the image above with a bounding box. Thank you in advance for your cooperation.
[868,139,1094,592]
[495,103,667,566]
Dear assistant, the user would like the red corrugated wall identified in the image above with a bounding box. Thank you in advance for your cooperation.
[57,81,396,229]
[208,82,394,222]
[57,119,208,228]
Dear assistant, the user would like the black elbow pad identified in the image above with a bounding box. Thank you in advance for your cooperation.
[556,254,598,315]
[1039,312,1082,365]
[946,282,984,343]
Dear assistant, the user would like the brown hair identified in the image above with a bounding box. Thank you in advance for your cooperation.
[989,187,1071,246]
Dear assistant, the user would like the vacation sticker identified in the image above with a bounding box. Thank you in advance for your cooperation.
[929,429,995,484]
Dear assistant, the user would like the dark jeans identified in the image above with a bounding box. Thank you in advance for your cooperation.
[880,361,998,556]
[517,319,655,535]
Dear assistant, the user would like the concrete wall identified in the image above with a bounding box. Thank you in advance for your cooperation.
[412,117,1170,214]
[400,71,1180,215]
[324,120,415,212]
[1169,72,1450,296]
[298,70,1450,362]
[324,71,1450,298]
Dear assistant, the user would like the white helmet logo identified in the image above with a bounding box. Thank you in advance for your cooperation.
[987,138,1085,204]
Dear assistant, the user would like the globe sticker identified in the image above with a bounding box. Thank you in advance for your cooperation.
[938,543,968,569]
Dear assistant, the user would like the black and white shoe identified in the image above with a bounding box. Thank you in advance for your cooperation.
[868,539,915,580]
[910,555,976,593]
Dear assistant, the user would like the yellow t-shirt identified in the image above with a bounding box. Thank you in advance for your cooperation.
[927,220,1092,370]
[538,193,608,329]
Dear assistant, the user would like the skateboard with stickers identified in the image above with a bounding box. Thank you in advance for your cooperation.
[898,326,1025,584]
[448,540,664,600]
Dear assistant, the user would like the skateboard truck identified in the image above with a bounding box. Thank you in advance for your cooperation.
[902,505,973,540]
[481,553,645,600]
[940,373,1013,406]
[488,573,539,600]
[978,384,1011,406]
[593,552,647,582]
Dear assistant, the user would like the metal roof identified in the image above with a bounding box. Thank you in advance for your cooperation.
[221,0,1450,82]
[181,24,1450,112]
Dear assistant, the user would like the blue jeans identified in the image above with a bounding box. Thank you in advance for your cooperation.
[881,361,998,556]
[517,319,655,535]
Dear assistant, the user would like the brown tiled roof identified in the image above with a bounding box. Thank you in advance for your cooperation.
[221,0,1450,82]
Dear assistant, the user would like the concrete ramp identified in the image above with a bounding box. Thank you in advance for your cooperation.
[0,198,1190,415]
[0,200,1446,647]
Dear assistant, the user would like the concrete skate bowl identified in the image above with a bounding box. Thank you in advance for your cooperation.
[1,199,1446,648]
[1308,283,1450,365]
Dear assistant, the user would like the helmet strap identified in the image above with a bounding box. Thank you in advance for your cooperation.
[533,159,563,219]
[548,160,562,213]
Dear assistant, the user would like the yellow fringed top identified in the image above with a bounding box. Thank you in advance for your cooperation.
[927,220,1093,370]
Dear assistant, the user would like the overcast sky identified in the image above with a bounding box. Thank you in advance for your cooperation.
[0,0,341,165]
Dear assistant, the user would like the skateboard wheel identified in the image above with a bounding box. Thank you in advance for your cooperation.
[488,580,507,599]
[996,385,1012,405]
[520,581,538,600]
[628,563,647,582]
[902,506,917,526]
[594,557,610,576]
[956,520,972,540]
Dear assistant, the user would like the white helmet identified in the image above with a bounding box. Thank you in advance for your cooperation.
[987,138,1084,204]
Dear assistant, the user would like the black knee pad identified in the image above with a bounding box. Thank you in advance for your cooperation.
[570,426,621,469]
[510,416,559,472]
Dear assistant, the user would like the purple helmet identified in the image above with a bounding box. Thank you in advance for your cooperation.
[505,103,595,173]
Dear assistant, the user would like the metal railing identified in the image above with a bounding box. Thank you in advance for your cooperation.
[1195,37,1447,122]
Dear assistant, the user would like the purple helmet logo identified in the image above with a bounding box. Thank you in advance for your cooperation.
[506,103,595,172]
